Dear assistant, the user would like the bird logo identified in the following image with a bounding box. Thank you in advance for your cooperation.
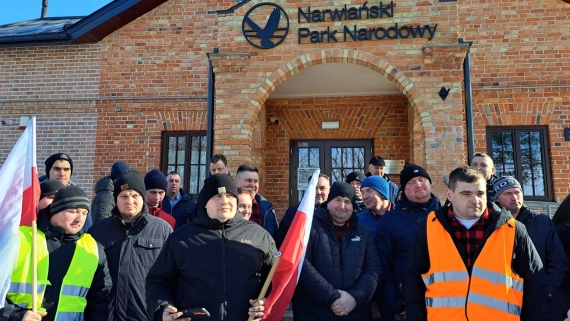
[242,3,289,49]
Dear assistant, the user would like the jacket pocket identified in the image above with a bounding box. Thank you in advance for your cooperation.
[101,239,117,250]
[134,238,164,269]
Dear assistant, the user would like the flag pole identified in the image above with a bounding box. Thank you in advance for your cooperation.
[247,255,281,321]
[32,220,37,313]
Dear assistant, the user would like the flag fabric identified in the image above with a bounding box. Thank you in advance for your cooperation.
[263,170,319,321]
[0,117,39,308]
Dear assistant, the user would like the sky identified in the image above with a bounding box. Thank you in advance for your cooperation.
[0,0,113,25]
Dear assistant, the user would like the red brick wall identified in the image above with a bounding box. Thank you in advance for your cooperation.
[460,0,570,201]
[264,95,409,218]
[0,44,101,195]
[0,102,98,195]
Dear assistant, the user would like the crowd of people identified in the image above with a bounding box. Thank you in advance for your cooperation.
[2,151,570,321]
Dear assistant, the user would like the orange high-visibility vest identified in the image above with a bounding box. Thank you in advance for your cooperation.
[421,211,523,321]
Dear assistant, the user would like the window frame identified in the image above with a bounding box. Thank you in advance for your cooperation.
[161,131,207,198]
[485,126,552,201]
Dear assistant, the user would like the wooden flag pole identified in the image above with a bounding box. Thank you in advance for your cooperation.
[247,255,281,321]
[32,220,38,313]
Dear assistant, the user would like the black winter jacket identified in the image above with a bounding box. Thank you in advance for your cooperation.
[91,176,115,223]
[516,206,568,300]
[89,205,172,321]
[161,188,197,229]
[0,209,111,321]
[145,208,277,321]
[292,208,381,321]
[403,202,547,321]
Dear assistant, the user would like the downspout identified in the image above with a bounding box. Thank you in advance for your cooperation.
[460,39,475,161]
[206,48,218,175]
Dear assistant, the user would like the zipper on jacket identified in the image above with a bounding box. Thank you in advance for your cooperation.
[338,233,344,289]
[221,224,227,317]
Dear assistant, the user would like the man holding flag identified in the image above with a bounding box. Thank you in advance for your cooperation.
[0,118,111,321]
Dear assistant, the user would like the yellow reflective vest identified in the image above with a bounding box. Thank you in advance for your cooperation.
[421,211,524,321]
[6,226,99,321]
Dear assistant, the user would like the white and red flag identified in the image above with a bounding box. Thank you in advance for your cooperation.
[262,170,319,321]
[0,117,39,308]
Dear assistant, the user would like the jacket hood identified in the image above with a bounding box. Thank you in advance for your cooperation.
[37,206,83,242]
[94,176,114,193]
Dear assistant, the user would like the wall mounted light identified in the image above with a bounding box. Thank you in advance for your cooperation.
[322,121,339,129]
[438,87,451,101]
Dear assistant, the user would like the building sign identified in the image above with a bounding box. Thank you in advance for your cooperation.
[298,2,438,43]
[242,2,438,49]
[243,3,290,49]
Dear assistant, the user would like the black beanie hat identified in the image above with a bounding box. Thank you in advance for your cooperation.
[198,174,239,209]
[40,180,65,199]
[399,164,432,191]
[144,169,168,191]
[113,170,147,201]
[327,181,355,203]
[45,153,73,178]
[345,171,366,184]
[49,186,90,218]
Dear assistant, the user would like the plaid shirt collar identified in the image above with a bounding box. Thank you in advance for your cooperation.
[446,205,490,268]
[250,197,263,226]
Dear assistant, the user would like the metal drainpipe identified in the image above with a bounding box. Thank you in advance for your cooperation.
[206,48,218,176]
[41,0,48,18]
[460,39,475,161]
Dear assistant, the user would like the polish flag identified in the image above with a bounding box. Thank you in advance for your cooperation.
[0,117,39,308]
[263,170,319,321]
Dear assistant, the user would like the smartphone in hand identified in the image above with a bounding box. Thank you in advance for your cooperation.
[179,308,210,319]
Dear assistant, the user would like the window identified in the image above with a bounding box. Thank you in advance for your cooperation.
[486,126,552,201]
[161,131,207,197]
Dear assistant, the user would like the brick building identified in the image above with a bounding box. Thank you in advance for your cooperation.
[0,0,568,218]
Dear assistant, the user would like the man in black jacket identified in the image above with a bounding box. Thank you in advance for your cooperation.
[403,166,546,321]
[1,186,111,321]
[90,170,172,321]
[146,174,275,321]
[493,176,568,319]
[292,182,381,321]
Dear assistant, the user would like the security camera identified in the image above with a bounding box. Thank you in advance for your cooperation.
[269,117,279,124]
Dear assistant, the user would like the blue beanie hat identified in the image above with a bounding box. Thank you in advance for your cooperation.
[110,161,131,180]
[361,176,390,200]
[144,169,168,192]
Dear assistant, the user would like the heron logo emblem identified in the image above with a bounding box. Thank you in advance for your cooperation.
[242,3,289,49]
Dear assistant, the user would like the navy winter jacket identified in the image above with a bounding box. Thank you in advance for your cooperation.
[89,205,172,321]
[292,208,381,321]
[374,194,440,320]
[162,188,197,229]
[356,201,394,238]
[255,193,279,239]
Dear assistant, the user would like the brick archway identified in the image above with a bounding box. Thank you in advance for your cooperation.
[249,48,430,165]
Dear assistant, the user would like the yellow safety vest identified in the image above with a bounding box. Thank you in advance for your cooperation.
[421,211,523,321]
[6,226,99,321]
